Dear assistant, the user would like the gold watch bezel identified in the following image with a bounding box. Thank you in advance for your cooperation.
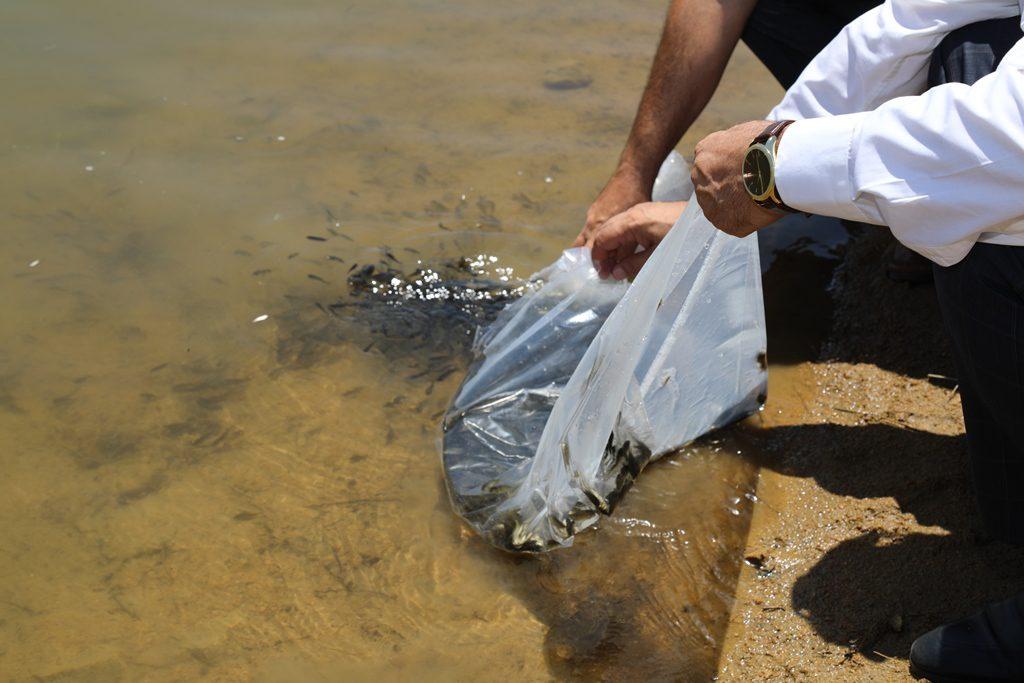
[743,136,779,205]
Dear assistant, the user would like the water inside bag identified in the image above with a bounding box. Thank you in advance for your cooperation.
[443,154,768,551]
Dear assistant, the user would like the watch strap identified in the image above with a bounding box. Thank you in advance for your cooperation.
[755,119,792,146]
[753,119,796,213]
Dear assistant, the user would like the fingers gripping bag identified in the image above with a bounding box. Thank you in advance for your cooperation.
[441,152,767,552]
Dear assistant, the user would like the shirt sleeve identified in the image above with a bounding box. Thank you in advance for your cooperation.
[767,0,1024,265]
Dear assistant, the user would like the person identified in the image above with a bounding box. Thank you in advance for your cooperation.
[574,0,943,282]
[587,1,1024,680]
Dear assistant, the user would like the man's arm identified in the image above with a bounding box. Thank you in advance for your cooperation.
[775,40,1024,265]
[574,0,758,247]
[762,0,1024,265]
[768,0,1020,121]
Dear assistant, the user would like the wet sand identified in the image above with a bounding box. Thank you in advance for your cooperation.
[718,229,1024,680]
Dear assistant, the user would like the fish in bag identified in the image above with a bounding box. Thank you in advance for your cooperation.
[442,153,767,551]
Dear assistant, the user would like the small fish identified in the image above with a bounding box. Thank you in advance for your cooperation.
[403,247,421,254]
[306,235,327,242]
[307,274,329,284]
[347,263,358,273]
[342,387,363,397]
[287,252,299,259]
[337,233,354,242]
[435,367,458,381]
[234,249,252,257]
[384,249,400,264]
[362,340,375,352]
[252,268,272,276]
[252,314,269,323]
[150,363,168,372]
[512,192,539,210]
[315,302,329,315]
[327,255,344,263]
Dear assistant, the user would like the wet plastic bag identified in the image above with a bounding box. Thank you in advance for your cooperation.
[442,153,767,551]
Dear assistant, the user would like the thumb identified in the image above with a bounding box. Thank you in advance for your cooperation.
[610,248,654,281]
[591,211,636,263]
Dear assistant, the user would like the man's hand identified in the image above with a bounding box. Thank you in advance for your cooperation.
[573,168,651,248]
[573,0,759,247]
[691,120,782,236]
[591,201,687,280]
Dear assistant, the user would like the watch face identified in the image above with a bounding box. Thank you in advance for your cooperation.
[743,146,772,200]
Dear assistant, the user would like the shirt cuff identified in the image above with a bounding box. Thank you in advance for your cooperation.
[775,113,871,223]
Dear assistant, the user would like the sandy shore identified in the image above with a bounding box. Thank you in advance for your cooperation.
[717,227,1024,680]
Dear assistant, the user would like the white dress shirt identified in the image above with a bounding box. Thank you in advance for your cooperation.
[769,0,1024,266]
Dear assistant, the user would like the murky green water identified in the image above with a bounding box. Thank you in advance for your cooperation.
[0,1,837,680]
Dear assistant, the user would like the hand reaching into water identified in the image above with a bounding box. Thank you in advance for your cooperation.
[590,201,687,280]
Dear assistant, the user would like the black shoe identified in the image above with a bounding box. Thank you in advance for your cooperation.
[910,592,1024,682]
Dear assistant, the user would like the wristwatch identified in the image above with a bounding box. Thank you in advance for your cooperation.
[742,120,796,212]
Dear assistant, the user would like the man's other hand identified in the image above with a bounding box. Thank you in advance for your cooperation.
[591,201,687,280]
[691,120,782,236]
[573,168,650,248]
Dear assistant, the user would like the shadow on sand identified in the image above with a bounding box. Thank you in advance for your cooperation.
[756,422,1024,658]
[751,227,1024,661]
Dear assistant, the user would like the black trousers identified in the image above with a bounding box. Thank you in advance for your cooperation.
[930,19,1024,546]
[744,3,1024,545]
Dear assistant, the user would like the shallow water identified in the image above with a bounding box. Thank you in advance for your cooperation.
[1,1,841,680]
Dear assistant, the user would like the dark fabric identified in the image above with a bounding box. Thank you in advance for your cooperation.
[929,16,1023,86]
[929,19,1024,547]
[741,0,882,88]
[934,245,1024,546]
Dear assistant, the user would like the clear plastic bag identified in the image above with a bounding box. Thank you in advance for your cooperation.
[442,153,767,552]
